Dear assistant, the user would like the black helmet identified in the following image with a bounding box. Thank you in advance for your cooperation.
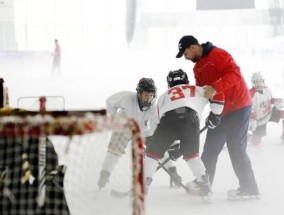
[136,78,157,94]
[167,69,189,88]
[136,78,157,111]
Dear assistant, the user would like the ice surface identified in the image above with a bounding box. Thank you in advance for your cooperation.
[1,50,284,215]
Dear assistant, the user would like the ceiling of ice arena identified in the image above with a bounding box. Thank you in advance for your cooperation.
[0,0,283,109]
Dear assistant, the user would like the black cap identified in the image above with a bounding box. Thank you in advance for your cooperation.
[176,35,198,58]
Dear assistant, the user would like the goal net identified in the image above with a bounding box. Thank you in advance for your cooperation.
[0,110,145,215]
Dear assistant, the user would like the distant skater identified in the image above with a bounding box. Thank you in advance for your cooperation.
[52,39,61,75]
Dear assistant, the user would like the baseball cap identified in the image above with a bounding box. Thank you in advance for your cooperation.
[176,35,198,58]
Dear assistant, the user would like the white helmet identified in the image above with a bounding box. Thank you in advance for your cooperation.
[251,72,265,90]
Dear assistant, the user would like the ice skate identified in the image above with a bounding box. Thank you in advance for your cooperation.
[195,174,212,203]
[227,187,260,201]
[97,170,110,190]
[168,166,182,188]
[196,174,211,196]
[186,179,200,195]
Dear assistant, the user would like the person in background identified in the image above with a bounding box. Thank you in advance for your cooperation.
[176,35,259,200]
[248,72,284,145]
[52,39,61,75]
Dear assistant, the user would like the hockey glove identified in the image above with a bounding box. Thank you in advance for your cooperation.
[167,141,182,161]
[273,98,283,110]
[269,108,281,123]
[205,112,221,129]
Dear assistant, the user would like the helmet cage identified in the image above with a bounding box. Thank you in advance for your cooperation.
[251,72,265,90]
[167,69,189,88]
[136,78,157,111]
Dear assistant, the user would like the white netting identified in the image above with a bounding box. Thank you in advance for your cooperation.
[17,96,65,112]
[0,111,144,215]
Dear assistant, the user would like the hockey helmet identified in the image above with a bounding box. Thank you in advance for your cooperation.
[167,69,189,88]
[251,72,265,90]
[136,78,157,111]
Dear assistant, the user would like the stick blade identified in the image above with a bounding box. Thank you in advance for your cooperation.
[201,195,212,204]
[110,189,131,198]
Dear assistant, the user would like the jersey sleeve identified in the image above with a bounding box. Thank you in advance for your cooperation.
[157,94,165,119]
[106,92,125,114]
[147,110,159,137]
[210,92,225,115]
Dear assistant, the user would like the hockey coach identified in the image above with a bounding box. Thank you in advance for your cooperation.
[176,35,259,200]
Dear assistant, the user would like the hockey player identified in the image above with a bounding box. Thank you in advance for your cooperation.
[144,69,224,197]
[97,78,182,190]
[249,72,284,145]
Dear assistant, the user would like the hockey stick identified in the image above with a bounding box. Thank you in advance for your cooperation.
[110,189,132,198]
[158,157,212,203]
[111,159,191,198]
[156,157,171,172]
[110,159,172,198]
[200,125,208,134]
[160,125,207,163]
[158,162,190,193]
[155,125,207,175]
[111,126,208,198]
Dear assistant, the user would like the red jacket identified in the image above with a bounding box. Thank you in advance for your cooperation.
[193,42,252,116]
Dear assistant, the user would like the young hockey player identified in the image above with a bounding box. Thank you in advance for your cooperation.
[97,78,182,190]
[144,69,224,197]
[249,72,284,145]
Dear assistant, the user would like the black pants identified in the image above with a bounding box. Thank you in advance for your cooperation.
[146,107,200,160]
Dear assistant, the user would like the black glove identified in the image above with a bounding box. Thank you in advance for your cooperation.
[269,107,281,123]
[167,141,182,161]
[205,112,221,129]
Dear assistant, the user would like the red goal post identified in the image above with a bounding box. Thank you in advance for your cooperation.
[0,110,145,215]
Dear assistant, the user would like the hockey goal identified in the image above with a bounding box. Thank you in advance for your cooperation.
[0,110,145,215]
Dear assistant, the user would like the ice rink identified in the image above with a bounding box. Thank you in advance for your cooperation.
[1,49,284,215]
[145,123,284,215]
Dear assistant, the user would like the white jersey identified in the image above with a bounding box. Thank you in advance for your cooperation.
[157,84,224,120]
[106,91,158,137]
[249,87,273,126]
